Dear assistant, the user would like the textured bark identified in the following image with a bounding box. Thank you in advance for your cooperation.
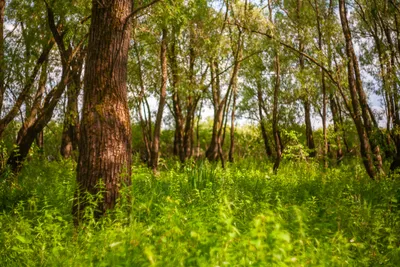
[74,0,132,222]
[149,28,168,172]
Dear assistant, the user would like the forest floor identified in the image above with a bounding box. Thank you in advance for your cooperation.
[1,157,400,266]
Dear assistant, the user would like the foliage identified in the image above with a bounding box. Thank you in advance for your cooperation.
[1,157,400,266]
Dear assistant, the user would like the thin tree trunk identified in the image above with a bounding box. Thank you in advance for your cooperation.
[314,0,328,167]
[0,0,4,113]
[206,59,223,161]
[168,33,183,158]
[5,64,71,174]
[60,52,84,159]
[149,28,168,172]
[297,0,316,158]
[195,100,202,159]
[330,94,343,162]
[339,0,378,179]
[34,61,48,154]
[181,38,198,162]
[133,42,151,160]
[257,83,273,157]
[0,39,54,139]
[228,86,237,163]
[272,54,282,173]
[74,0,133,222]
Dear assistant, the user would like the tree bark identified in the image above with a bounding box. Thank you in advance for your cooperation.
[60,51,84,159]
[74,0,132,222]
[257,83,273,157]
[5,63,70,174]
[133,41,151,161]
[339,0,378,179]
[330,94,343,162]
[205,59,224,161]
[0,39,54,139]
[181,38,197,162]
[297,0,316,158]
[272,54,282,173]
[314,0,328,167]
[228,85,237,163]
[149,28,168,172]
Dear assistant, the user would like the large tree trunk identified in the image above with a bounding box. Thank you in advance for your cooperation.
[149,28,168,172]
[74,0,132,222]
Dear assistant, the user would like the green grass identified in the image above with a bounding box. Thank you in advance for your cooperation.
[1,157,400,266]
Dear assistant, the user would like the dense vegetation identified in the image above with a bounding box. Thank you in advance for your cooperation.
[1,154,400,266]
[2,0,400,265]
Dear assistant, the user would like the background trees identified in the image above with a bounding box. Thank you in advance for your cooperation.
[1,0,400,216]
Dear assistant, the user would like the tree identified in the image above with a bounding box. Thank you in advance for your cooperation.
[338,0,384,179]
[74,0,133,222]
[149,28,168,172]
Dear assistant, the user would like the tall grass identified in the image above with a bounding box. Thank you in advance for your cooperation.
[1,157,400,266]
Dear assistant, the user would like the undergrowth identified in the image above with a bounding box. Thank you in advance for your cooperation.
[1,157,400,266]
